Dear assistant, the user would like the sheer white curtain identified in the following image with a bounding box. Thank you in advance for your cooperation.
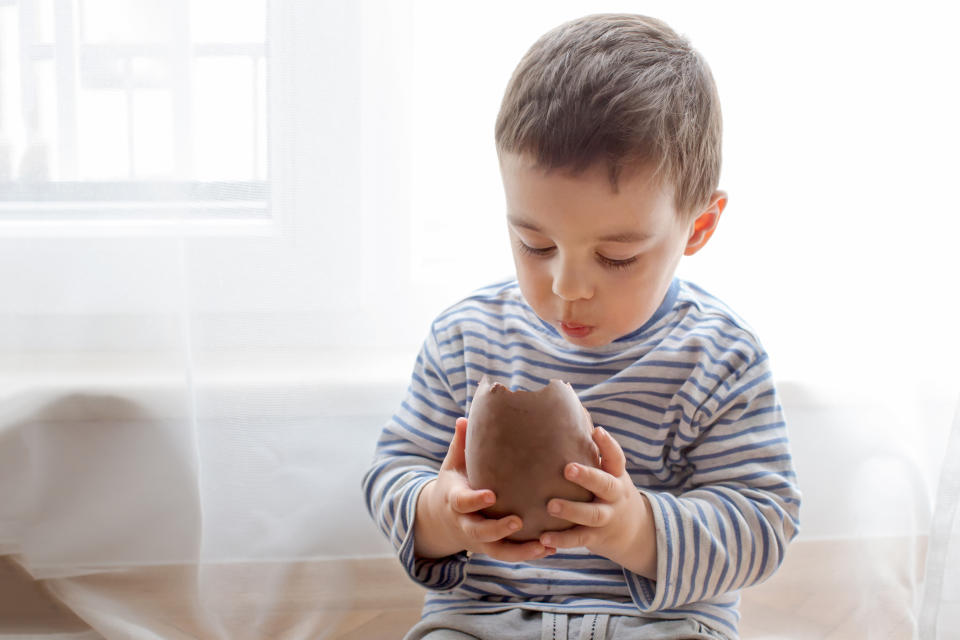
[0,0,958,638]
[1,0,414,637]
[921,400,960,635]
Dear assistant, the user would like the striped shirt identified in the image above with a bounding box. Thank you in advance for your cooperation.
[362,278,801,639]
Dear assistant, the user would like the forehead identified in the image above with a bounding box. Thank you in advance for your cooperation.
[499,152,678,235]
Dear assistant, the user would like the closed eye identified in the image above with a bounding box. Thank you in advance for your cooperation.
[517,239,637,270]
[515,239,555,257]
[597,254,637,270]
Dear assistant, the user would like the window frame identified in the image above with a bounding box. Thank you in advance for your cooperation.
[0,0,290,239]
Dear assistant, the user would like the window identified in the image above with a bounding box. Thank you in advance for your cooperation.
[0,0,268,226]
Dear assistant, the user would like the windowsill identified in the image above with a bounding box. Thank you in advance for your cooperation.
[0,216,282,238]
[0,349,415,420]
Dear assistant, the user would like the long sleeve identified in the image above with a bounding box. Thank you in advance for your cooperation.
[360,279,800,637]
[622,353,801,613]
[361,323,469,590]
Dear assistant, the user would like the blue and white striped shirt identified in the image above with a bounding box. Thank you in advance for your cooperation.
[362,278,801,638]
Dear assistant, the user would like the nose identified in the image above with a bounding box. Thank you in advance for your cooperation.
[551,255,593,302]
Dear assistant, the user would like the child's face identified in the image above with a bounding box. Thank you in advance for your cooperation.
[500,152,694,348]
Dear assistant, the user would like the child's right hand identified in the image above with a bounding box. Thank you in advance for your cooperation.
[413,417,555,562]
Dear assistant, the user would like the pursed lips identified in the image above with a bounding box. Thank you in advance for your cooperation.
[559,321,595,338]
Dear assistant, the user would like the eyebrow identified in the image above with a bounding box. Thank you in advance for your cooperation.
[507,216,653,243]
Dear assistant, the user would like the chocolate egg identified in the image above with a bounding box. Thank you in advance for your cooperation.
[464,376,600,542]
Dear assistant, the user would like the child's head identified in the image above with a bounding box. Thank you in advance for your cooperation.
[495,14,727,347]
[495,13,722,220]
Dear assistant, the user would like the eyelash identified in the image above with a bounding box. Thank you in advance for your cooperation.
[515,240,637,271]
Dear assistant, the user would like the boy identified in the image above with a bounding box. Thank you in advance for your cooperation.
[362,13,800,640]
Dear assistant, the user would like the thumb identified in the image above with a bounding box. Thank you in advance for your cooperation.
[441,417,468,472]
[593,426,626,477]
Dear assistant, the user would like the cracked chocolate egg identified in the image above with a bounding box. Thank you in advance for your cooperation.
[464,376,601,542]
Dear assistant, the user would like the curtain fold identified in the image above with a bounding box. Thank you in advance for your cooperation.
[920,395,960,637]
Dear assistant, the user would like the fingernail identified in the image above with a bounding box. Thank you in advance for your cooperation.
[483,493,495,505]
[548,501,561,515]
[541,535,554,547]
[598,427,608,438]
[509,519,521,531]
[566,463,579,478]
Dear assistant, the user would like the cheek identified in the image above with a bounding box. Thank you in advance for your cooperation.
[513,259,553,305]
[513,254,544,282]
[517,265,545,293]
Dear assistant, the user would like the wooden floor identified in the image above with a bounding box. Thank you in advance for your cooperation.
[1,536,925,639]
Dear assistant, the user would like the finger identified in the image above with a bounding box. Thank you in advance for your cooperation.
[564,462,619,502]
[450,487,497,514]
[459,512,523,544]
[539,526,591,551]
[441,417,468,472]
[547,498,614,528]
[480,539,554,563]
[593,426,626,477]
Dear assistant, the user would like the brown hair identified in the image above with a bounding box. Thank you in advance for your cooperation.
[495,14,722,218]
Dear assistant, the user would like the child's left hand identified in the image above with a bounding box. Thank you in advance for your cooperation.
[539,426,658,579]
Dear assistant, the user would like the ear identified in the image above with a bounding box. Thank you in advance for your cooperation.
[684,191,727,256]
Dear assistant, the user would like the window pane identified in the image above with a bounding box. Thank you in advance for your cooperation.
[31,59,59,181]
[193,57,254,181]
[132,89,174,178]
[35,0,56,45]
[191,0,265,43]
[256,56,266,180]
[77,89,128,180]
[0,5,21,181]
[130,57,171,89]
[81,0,178,45]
